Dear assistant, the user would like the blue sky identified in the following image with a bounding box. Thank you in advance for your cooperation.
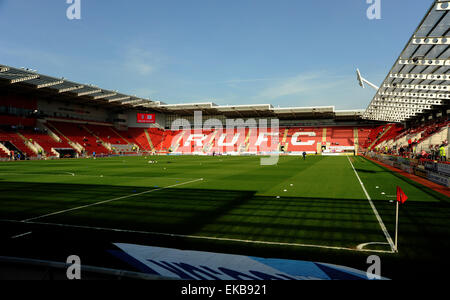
[0,0,434,110]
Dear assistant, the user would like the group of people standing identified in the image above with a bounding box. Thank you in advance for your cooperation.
[8,150,27,161]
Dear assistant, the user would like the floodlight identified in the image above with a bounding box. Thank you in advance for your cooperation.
[355,68,379,91]
[356,69,365,88]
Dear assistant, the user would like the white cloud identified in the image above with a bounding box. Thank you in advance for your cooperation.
[256,72,346,100]
[124,47,160,76]
[222,78,281,84]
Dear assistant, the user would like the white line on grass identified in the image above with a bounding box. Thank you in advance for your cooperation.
[347,156,396,252]
[11,231,32,239]
[356,242,390,250]
[0,219,394,254]
[0,172,199,181]
[21,178,204,223]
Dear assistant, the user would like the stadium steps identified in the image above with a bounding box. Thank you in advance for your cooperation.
[82,125,111,151]
[41,123,66,145]
[143,129,155,152]
[0,143,11,157]
[203,130,217,153]
[321,128,327,152]
[46,122,83,153]
[171,131,186,152]
[353,128,359,154]
[281,128,289,151]
[18,129,62,157]
[16,132,39,155]
[317,128,327,153]
[111,128,132,145]
[125,128,153,151]
[368,125,393,151]
[243,129,252,152]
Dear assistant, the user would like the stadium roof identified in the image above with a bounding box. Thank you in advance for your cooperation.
[363,0,450,123]
[0,64,365,120]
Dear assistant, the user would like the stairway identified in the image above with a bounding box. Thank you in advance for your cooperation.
[242,129,252,152]
[353,128,359,155]
[82,125,111,151]
[171,131,186,152]
[16,132,39,155]
[368,125,393,151]
[144,129,155,152]
[46,122,83,153]
[203,131,218,153]
[281,128,289,151]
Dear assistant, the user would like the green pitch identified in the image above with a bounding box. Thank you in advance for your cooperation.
[0,155,449,279]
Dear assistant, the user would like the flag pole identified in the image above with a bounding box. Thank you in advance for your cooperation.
[394,200,399,252]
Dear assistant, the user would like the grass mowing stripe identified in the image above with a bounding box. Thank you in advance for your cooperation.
[21,178,204,222]
[0,219,394,254]
[347,156,396,252]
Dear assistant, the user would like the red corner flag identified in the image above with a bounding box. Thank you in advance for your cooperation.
[396,186,408,204]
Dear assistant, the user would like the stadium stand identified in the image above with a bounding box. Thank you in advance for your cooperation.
[125,128,154,151]
[159,130,180,153]
[0,146,9,158]
[328,127,354,147]
[84,124,128,146]
[18,128,74,157]
[284,127,323,153]
[374,120,449,158]
[0,61,447,160]
[47,121,110,155]
[147,128,166,151]
[0,128,36,158]
[0,119,447,159]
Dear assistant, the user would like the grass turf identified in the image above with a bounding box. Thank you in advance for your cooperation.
[0,155,449,279]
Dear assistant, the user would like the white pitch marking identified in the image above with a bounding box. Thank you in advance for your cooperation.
[356,242,390,250]
[11,231,32,239]
[1,219,395,254]
[347,156,396,252]
[0,173,199,181]
[21,178,204,222]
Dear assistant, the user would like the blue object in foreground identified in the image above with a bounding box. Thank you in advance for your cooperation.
[111,243,389,280]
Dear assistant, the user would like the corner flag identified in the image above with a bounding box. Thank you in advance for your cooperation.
[396,186,408,204]
[394,186,408,252]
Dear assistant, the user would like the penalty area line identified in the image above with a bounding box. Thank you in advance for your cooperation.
[347,156,396,252]
[11,231,32,239]
[21,178,204,223]
[0,219,395,254]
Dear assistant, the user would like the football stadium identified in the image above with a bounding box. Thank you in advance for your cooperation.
[0,0,449,283]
